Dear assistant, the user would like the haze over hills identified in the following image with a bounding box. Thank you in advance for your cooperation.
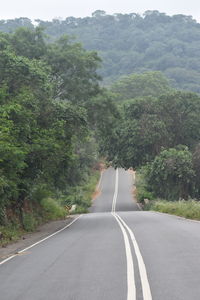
[1,10,200,92]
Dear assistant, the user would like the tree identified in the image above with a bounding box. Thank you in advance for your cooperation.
[107,91,200,169]
[46,36,101,103]
[16,11,200,92]
[111,72,172,101]
[86,90,120,159]
[0,29,102,226]
[145,147,195,200]
[10,27,47,59]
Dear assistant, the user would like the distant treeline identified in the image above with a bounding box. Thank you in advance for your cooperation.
[1,10,200,92]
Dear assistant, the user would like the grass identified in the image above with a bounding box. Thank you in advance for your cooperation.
[72,170,100,214]
[135,170,154,203]
[0,223,23,247]
[41,198,67,221]
[0,169,100,246]
[0,198,67,246]
[135,169,200,221]
[147,199,200,221]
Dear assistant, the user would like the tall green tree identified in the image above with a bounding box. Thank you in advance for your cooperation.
[46,36,101,103]
[111,72,172,101]
[145,147,195,200]
[108,91,200,168]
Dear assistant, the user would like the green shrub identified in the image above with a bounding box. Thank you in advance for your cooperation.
[64,170,100,212]
[31,184,52,204]
[23,213,38,232]
[0,223,21,246]
[149,199,200,220]
[135,168,154,203]
[146,147,195,200]
[41,198,67,220]
[136,188,154,203]
[74,206,88,214]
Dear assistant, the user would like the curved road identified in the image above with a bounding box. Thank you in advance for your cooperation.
[1,168,200,299]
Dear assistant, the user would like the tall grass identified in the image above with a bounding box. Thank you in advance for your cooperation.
[135,170,154,203]
[149,200,200,220]
[41,198,67,220]
[69,170,100,213]
[0,170,100,246]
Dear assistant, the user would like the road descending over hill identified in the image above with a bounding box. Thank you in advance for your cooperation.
[1,168,200,300]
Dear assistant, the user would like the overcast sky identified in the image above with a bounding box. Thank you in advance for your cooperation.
[1,0,200,22]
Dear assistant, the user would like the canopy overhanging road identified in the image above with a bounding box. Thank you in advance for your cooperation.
[1,168,200,300]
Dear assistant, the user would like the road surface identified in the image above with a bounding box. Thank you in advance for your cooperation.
[1,168,200,300]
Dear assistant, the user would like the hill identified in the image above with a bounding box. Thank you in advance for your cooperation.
[1,11,200,92]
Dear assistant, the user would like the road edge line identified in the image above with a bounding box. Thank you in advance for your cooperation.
[0,215,82,266]
[150,210,200,224]
[111,168,118,212]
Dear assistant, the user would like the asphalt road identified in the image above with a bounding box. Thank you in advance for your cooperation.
[1,168,200,300]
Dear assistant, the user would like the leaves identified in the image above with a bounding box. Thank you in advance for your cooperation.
[0,28,102,224]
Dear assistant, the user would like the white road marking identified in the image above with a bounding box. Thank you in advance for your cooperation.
[112,212,136,300]
[0,215,82,266]
[112,168,152,300]
[116,214,152,300]
[111,168,119,212]
[112,168,136,300]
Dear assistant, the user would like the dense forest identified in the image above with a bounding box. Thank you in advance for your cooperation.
[1,12,200,239]
[0,27,119,235]
[1,11,200,92]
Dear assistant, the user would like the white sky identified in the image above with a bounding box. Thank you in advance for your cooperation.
[1,0,200,22]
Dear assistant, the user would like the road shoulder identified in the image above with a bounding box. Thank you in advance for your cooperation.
[0,216,78,262]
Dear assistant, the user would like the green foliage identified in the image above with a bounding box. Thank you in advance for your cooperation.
[86,90,120,159]
[0,18,33,33]
[111,72,172,101]
[22,213,38,232]
[192,143,200,197]
[10,27,47,59]
[46,36,101,103]
[135,169,154,203]
[149,200,200,221]
[1,11,199,92]
[110,91,200,168]
[145,147,195,200]
[30,184,52,204]
[40,198,67,220]
[65,170,100,213]
[0,223,22,246]
[0,27,102,228]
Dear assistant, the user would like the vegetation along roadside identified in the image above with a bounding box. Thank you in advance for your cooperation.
[1,11,200,243]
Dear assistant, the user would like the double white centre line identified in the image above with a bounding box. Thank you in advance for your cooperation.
[111,168,152,300]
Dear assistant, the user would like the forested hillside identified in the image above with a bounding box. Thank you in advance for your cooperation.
[106,72,200,202]
[1,11,200,92]
[0,27,119,240]
[1,12,200,239]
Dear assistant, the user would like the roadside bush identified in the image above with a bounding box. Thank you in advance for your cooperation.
[135,168,154,203]
[0,222,21,246]
[31,184,52,204]
[40,198,67,221]
[145,147,195,200]
[149,200,200,220]
[23,213,38,232]
[64,170,100,211]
